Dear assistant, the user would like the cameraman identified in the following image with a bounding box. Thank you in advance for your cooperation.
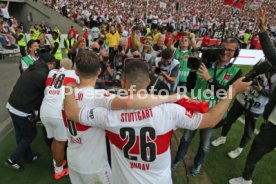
[172,37,242,175]
[112,37,130,84]
[98,49,113,81]
[212,71,271,159]
[229,8,276,184]
[151,48,180,93]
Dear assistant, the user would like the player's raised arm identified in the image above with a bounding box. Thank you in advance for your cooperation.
[64,86,108,126]
[64,86,80,123]
[110,93,188,110]
[200,77,251,129]
[78,107,108,127]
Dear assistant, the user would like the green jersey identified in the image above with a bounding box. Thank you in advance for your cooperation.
[174,48,192,82]
[190,65,241,109]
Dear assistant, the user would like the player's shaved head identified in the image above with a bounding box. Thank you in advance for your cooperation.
[123,60,149,90]
[75,50,100,78]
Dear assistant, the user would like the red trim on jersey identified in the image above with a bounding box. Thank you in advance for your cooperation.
[45,77,77,87]
[106,130,173,155]
[62,111,91,131]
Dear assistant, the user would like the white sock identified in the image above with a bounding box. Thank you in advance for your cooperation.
[55,166,63,174]
[53,159,56,167]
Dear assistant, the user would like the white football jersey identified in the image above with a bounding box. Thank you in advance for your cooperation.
[63,87,115,174]
[40,67,79,119]
[79,103,203,184]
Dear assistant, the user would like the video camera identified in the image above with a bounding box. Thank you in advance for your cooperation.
[113,57,124,86]
[187,45,226,70]
[243,59,273,84]
[113,57,148,86]
[251,76,264,86]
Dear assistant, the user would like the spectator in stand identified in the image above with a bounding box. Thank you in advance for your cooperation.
[69,26,77,39]
[0,1,11,27]
[201,31,211,47]
[82,27,89,47]
[105,25,120,62]
[64,32,76,66]
[41,0,276,44]
[250,33,261,49]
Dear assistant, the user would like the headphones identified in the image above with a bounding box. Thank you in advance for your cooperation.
[221,37,241,58]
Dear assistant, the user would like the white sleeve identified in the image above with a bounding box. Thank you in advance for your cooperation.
[21,60,28,70]
[93,90,116,109]
[169,104,203,130]
[79,106,108,128]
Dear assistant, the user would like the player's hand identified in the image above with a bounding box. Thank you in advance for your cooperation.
[231,77,252,96]
[65,82,77,96]
[256,8,267,32]
[198,63,211,81]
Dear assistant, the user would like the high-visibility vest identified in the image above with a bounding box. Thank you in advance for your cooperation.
[18,33,26,47]
[54,39,62,60]
[30,28,36,40]
[53,28,60,36]
[34,29,41,40]
[30,29,40,40]
[65,38,75,54]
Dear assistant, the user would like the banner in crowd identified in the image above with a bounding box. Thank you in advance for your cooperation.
[223,0,244,10]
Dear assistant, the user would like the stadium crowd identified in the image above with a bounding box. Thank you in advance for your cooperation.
[40,0,276,37]
[0,1,18,50]
[3,1,276,184]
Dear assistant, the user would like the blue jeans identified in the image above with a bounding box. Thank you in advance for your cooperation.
[9,112,37,163]
[174,128,216,167]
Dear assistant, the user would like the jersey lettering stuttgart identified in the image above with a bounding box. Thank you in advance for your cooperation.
[79,103,203,184]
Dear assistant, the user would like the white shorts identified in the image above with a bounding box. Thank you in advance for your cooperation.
[41,117,67,141]
[69,164,112,184]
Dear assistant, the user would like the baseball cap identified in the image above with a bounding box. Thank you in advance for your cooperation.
[161,48,172,59]
[39,53,57,64]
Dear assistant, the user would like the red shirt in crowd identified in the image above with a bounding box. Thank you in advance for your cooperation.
[69,28,77,39]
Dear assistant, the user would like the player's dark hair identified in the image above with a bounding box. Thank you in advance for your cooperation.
[123,59,149,89]
[75,50,100,78]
